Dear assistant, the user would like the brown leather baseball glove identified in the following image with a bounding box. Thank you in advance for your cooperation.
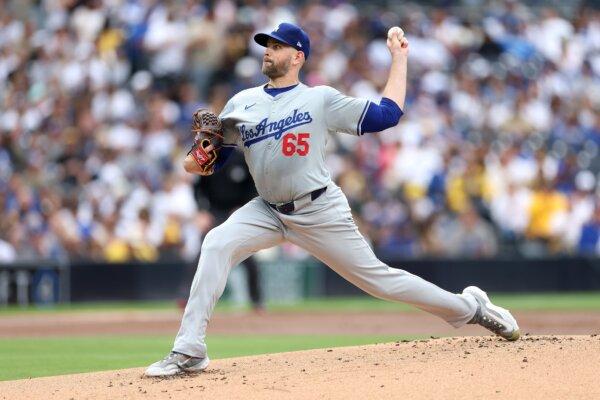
[187,109,224,175]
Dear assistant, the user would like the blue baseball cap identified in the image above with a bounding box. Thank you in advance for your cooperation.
[254,22,310,60]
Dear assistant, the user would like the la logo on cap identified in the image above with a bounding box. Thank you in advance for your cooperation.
[297,41,302,47]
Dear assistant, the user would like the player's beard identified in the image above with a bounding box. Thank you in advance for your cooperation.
[262,56,291,79]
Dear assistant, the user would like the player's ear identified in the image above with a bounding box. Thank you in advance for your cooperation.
[294,50,305,66]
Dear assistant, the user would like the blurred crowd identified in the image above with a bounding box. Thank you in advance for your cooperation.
[1,0,600,264]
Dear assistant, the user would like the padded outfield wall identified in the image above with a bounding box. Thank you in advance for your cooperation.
[1,257,599,304]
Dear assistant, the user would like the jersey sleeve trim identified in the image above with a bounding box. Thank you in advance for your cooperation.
[359,97,403,134]
[356,100,370,136]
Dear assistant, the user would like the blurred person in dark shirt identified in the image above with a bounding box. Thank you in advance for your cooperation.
[179,109,264,311]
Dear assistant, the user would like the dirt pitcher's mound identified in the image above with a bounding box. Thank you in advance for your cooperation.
[2,335,599,400]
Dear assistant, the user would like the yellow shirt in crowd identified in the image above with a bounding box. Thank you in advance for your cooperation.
[526,190,568,239]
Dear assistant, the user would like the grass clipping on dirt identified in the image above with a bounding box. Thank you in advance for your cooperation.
[1,335,599,400]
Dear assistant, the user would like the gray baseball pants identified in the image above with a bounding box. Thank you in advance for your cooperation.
[173,184,477,358]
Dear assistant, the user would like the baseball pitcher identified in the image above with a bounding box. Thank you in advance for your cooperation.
[146,23,520,377]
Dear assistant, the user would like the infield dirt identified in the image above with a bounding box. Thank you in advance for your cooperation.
[1,335,599,399]
[1,309,599,337]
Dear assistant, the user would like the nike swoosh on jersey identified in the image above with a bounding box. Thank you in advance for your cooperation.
[245,103,256,110]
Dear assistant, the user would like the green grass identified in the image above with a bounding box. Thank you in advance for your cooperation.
[1,292,598,316]
[267,292,600,312]
[0,334,412,381]
[486,292,600,311]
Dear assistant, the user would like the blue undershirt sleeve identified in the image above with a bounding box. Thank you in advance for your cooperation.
[214,146,234,172]
[359,97,403,134]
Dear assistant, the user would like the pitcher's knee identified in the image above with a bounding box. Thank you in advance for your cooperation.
[201,227,230,255]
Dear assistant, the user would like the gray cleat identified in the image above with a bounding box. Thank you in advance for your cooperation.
[145,351,210,377]
[464,286,520,341]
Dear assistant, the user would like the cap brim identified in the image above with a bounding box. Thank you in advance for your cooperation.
[253,32,294,48]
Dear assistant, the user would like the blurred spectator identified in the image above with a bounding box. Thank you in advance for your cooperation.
[0,234,16,263]
[1,0,599,264]
[524,179,569,255]
[578,206,600,256]
[442,206,498,258]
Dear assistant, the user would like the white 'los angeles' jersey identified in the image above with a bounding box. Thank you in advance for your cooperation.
[219,83,369,204]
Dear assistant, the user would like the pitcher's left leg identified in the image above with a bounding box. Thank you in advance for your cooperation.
[285,190,477,327]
